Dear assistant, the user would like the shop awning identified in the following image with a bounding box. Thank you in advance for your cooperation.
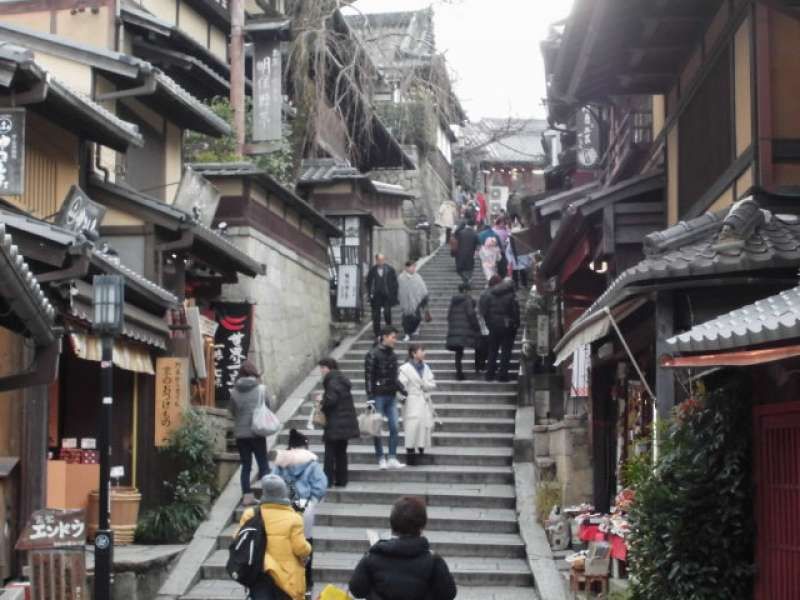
[68,333,155,375]
[554,297,648,366]
[661,345,800,369]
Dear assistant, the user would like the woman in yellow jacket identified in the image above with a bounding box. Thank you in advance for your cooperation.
[238,474,312,600]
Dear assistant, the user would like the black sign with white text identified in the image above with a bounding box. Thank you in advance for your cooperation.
[0,108,25,196]
[212,303,254,406]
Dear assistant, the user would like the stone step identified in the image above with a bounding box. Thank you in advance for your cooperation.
[218,525,527,558]
[283,415,516,434]
[338,359,520,371]
[182,580,537,600]
[277,429,515,448]
[342,348,522,358]
[311,552,533,587]
[321,380,518,393]
[234,503,520,533]
[321,463,514,485]
[319,481,517,509]
[293,401,518,419]
[290,444,512,467]
[339,369,519,382]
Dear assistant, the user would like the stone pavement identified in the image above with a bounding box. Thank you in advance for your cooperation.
[179,246,540,599]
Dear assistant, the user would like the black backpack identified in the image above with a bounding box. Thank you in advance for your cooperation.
[226,507,267,588]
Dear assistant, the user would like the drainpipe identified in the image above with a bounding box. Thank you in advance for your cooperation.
[94,75,157,102]
[94,143,111,183]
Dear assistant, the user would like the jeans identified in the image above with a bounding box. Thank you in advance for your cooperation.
[324,439,349,486]
[236,437,270,494]
[372,394,399,458]
[248,573,291,600]
[371,297,393,338]
[513,269,529,289]
[457,270,473,288]
[487,328,516,379]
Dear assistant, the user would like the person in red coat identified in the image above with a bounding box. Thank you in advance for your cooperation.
[476,192,488,225]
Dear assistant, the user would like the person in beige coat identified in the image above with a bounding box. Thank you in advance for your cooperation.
[398,344,437,466]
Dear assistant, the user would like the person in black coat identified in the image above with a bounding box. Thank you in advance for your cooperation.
[453,221,479,288]
[480,277,520,382]
[366,255,399,339]
[349,496,457,600]
[318,358,359,488]
[445,284,481,381]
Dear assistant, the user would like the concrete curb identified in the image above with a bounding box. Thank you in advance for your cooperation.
[155,324,370,600]
[514,406,567,600]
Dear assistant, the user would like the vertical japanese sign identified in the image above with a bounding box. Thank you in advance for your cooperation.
[252,38,282,142]
[0,108,25,196]
[212,303,253,406]
[155,357,189,446]
[536,315,550,358]
[336,264,359,309]
[570,344,591,398]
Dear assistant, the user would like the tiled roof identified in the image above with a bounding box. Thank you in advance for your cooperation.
[574,197,800,327]
[0,223,56,345]
[534,180,602,217]
[192,162,342,237]
[344,8,435,68]
[666,285,800,353]
[298,159,367,185]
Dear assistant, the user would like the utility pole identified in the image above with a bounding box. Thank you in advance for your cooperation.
[230,0,246,154]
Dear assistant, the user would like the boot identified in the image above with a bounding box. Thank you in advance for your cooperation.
[456,370,466,381]
[406,450,417,466]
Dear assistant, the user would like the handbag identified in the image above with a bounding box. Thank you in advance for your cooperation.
[251,385,281,437]
[358,404,383,437]
[449,234,459,257]
[312,395,327,428]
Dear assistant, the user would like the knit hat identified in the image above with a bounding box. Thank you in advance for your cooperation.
[259,474,290,505]
[288,428,308,449]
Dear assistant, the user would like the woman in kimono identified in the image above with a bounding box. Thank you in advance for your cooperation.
[398,344,437,466]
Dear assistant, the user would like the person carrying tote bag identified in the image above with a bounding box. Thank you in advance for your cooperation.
[229,361,276,506]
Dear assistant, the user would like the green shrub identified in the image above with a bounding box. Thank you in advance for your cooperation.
[135,408,217,544]
[627,375,754,599]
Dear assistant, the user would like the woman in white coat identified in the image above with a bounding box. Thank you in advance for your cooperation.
[398,344,437,466]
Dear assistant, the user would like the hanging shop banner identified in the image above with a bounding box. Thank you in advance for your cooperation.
[344,217,360,246]
[213,303,254,406]
[155,357,189,446]
[252,37,283,142]
[570,344,591,398]
[172,167,221,227]
[336,264,359,309]
[55,185,106,236]
[0,108,25,196]
[536,315,550,358]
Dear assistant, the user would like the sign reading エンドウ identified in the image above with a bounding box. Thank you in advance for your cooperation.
[212,303,253,406]
[155,357,189,446]
[0,109,25,196]
[16,509,86,550]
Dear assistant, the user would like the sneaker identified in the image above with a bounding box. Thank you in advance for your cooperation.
[402,335,410,342]
[378,457,388,470]
[387,457,406,469]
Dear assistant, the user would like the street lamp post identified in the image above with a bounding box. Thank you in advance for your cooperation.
[91,275,124,600]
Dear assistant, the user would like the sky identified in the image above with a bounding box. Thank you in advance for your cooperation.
[348,0,575,121]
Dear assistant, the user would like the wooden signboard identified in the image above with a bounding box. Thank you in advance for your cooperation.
[172,167,221,228]
[55,185,107,237]
[252,37,282,142]
[155,357,189,446]
[17,508,88,600]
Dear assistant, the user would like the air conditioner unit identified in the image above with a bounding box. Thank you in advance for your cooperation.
[488,186,509,211]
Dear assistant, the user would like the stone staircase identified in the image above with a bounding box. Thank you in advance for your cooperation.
[182,247,538,599]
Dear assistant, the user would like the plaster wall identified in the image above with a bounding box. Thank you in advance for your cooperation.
[221,227,332,404]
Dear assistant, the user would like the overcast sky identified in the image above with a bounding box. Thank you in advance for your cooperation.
[348,0,575,121]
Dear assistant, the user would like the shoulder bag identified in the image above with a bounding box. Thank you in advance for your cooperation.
[251,385,281,437]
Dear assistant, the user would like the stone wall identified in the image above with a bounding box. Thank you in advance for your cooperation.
[221,226,332,406]
[374,225,413,269]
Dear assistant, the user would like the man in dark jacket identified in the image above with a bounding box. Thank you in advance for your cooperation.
[349,496,457,600]
[366,254,399,339]
[480,277,520,382]
[445,284,481,380]
[318,358,359,488]
[453,221,479,288]
[364,326,405,469]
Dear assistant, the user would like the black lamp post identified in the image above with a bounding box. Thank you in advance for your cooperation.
[91,274,124,600]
